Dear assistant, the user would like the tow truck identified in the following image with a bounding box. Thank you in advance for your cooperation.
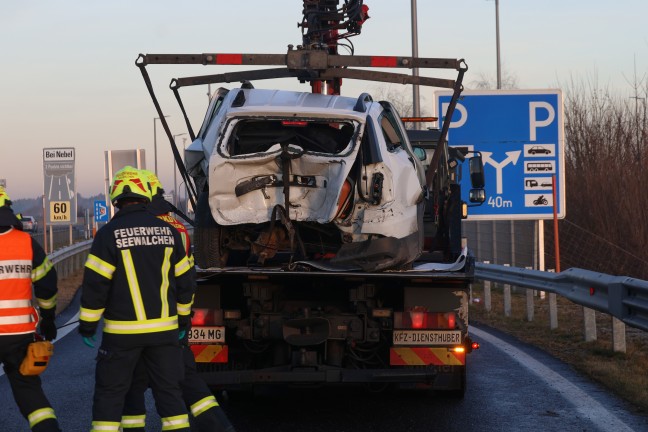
[137,0,485,396]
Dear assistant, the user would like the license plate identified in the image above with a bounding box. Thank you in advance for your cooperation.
[392,330,462,346]
[188,326,225,343]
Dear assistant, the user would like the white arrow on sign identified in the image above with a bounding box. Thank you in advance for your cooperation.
[482,151,522,194]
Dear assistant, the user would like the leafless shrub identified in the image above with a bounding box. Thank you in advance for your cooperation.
[545,73,648,278]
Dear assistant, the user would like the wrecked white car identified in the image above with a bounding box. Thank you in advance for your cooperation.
[186,87,427,271]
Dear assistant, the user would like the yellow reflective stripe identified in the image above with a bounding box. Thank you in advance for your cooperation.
[160,247,173,317]
[37,293,57,310]
[104,316,178,334]
[177,302,192,316]
[190,395,219,417]
[121,414,146,428]
[85,254,116,280]
[181,232,189,255]
[91,421,121,431]
[80,307,105,322]
[121,249,147,321]
[161,414,190,431]
[175,255,191,277]
[28,407,57,428]
[32,257,53,282]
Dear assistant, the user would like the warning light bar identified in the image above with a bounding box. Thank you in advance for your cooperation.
[400,117,439,123]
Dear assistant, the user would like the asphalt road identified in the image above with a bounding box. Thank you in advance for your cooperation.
[2,295,648,431]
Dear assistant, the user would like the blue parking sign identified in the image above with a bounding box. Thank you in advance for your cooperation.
[435,90,565,220]
[94,200,109,223]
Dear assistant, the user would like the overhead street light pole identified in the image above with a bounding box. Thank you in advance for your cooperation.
[153,115,170,175]
[172,133,187,207]
[495,0,502,89]
[411,0,420,120]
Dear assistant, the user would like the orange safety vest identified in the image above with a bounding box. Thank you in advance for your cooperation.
[0,228,38,335]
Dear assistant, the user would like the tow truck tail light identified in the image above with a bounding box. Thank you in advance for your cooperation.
[192,308,209,326]
[410,310,425,329]
[395,309,457,329]
[191,308,223,326]
[471,341,480,350]
[452,346,465,353]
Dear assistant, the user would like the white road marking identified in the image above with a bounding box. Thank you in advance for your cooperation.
[471,326,635,432]
[0,312,79,378]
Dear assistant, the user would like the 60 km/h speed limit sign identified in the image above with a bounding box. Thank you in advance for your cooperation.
[43,147,77,225]
[50,201,71,222]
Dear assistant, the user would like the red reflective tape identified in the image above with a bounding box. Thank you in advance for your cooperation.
[191,344,229,363]
[215,54,243,64]
[370,56,398,67]
[389,347,465,366]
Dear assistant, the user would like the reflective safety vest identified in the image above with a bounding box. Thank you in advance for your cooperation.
[0,228,38,335]
[157,214,191,257]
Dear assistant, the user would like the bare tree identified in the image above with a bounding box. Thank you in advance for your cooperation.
[469,70,519,90]
[556,72,648,275]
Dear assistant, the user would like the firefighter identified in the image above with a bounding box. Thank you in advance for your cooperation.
[120,169,236,432]
[78,166,194,432]
[0,186,61,432]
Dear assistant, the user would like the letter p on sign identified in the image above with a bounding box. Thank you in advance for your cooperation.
[529,101,555,141]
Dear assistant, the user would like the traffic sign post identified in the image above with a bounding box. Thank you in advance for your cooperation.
[43,148,77,225]
[435,90,565,220]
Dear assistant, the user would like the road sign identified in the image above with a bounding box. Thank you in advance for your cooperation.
[43,147,77,224]
[435,90,565,220]
[94,200,109,223]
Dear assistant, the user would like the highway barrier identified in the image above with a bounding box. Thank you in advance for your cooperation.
[49,239,92,279]
[475,262,648,352]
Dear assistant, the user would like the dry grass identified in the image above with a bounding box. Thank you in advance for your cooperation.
[56,269,83,314]
[470,283,648,415]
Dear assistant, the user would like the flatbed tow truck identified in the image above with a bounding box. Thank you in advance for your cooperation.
[136,0,485,396]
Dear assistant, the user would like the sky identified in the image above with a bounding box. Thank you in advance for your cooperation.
[1,0,647,199]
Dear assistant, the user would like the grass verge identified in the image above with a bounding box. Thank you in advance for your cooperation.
[469,282,648,415]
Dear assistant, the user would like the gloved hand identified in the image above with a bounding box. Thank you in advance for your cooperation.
[82,336,96,348]
[178,314,190,341]
[39,316,57,341]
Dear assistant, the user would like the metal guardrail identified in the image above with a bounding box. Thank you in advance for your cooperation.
[475,262,648,332]
[48,242,648,333]
[49,239,92,279]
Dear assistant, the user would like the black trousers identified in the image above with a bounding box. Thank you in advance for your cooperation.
[92,339,189,430]
[123,343,235,432]
[0,334,61,432]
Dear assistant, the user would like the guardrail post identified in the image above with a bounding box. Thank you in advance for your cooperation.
[612,317,626,353]
[503,264,511,317]
[525,267,534,322]
[483,261,491,312]
[547,269,558,329]
[583,307,597,342]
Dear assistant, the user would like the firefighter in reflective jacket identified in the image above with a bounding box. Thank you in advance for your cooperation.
[79,166,194,432]
[120,170,236,432]
[0,186,61,432]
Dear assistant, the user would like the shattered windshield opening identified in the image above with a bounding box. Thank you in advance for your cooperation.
[228,119,356,156]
